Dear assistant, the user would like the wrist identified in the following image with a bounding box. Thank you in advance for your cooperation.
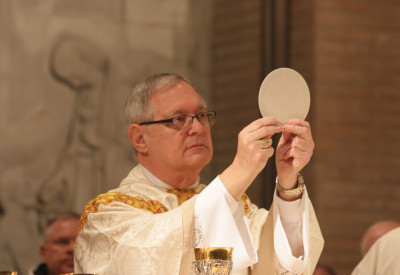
[276,173,304,201]
[275,172,298,189]
[220,163,255,201]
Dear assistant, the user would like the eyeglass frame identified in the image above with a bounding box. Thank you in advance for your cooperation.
[138,111,216,129]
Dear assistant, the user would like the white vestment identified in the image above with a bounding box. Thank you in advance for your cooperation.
[352,227,400,275]
[74,165,323,274]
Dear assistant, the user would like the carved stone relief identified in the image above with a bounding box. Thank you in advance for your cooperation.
[0,1,212,273]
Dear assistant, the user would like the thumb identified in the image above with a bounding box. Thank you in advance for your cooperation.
[279,129,292,145]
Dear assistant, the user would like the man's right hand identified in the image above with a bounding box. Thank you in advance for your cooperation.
[220,117,283,200]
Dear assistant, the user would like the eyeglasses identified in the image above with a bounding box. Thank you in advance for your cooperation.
[139,111,216,130]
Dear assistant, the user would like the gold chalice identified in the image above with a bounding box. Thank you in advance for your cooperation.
[192,247,233,275]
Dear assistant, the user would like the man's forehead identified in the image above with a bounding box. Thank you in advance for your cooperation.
[151,101,207,119]
[150,84,207,115]
[48,220,79,239]
[166,105,207,116]
[50,219,79,231]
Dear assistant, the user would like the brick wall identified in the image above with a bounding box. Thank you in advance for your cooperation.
[290,1,400,274]
[210,0,265,205]
[212,0,400,274]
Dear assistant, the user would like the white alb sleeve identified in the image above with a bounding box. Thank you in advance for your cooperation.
[273,185,309,274]
[194,176,309,274]
[193,176,258,270]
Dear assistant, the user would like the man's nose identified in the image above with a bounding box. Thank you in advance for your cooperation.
[187,116,204,134]
[67,240,75,252]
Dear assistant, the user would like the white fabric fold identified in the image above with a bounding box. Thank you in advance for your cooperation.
[273,185,309,274]
[194,177,258,270]
[194,176,309,273]
[195,175,310,273]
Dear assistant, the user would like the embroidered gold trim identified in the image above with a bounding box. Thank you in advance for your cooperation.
[77,192,167,235]
[165,189,198,206]
[241,193,250,216]
[76,189,251,247]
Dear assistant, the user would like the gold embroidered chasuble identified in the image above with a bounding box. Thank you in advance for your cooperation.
[74,165,323,275]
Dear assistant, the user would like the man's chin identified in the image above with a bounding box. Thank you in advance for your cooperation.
[186,146,211,157]
[61,261,75,273]
[185,157,211,170]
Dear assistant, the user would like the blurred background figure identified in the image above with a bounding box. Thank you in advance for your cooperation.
[29,212,80,275]
[352,227,400,275]
[313,264,336,275]
[360,220,400,257]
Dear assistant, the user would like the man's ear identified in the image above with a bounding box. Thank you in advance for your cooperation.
[39,244,46,261]
[128,124,149,153]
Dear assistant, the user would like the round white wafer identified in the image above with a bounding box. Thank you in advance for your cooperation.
[258,68,310,123]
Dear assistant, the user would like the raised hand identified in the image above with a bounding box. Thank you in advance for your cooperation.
[275,119,314,189]
[220,117,283,200]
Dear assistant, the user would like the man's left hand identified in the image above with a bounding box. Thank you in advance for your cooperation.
[275,119,314,189]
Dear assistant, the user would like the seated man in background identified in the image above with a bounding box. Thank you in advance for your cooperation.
[30,212,80,275]
[74,73,324,274]
[352,227,400,274]
[359,220,400,257]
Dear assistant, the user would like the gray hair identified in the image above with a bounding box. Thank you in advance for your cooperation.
[43,212,80,243]
[125,73,193,125]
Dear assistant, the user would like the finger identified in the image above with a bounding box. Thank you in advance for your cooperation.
[283,120,311,137]
[276,130,291,149]
[244,117,281,134]
[286,119,311,127]
[283,146,312,164]
[292,150,311,168]
[283,124,308,137]
[250,125,283,141]
[252,146,275,164]
[277,141,291,159]
[238,125,281,152]
[276,138,291,153]
[283,146,293,160]
[264,147,274,159]
[280,130,292,144]
[291,137,310,153]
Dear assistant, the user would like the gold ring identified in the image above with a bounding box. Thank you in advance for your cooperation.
[262,139,272,149]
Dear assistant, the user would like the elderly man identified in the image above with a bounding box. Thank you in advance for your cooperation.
[74,73,323,274]
[31,212,80,275]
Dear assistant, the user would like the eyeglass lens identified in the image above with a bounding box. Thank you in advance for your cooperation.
[174,112,215,128]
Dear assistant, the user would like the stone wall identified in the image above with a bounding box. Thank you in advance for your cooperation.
[0,1,212,273]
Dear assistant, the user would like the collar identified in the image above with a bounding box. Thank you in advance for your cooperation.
[139,163,200,190]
